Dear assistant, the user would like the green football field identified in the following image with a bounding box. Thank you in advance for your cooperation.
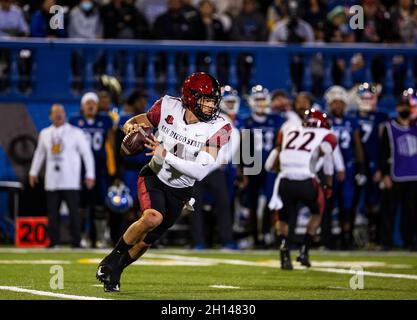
[0,247,416,300]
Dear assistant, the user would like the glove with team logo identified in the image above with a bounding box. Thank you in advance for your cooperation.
[355,174,367,186]
[355,162,367,186]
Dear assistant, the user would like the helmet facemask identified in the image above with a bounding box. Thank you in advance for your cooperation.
[220,85,240,116]
[194,94,221,122]
[356,83,378,113]
[248,85,271,115]
[182,72,222,122]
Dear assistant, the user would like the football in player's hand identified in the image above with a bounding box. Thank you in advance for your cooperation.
[120,126,153,156]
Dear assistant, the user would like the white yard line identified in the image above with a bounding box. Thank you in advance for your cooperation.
[1,248,417,281]
[0,286,112,300]
[210,285,240,289]
[145,254,417,281]
[311,267,417,280]
[0,260,71,264]
[0,247,416,257]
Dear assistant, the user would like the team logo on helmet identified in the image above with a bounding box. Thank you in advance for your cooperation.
[105,182,133,214]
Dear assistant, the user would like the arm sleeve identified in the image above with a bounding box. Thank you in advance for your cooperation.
[379,124,391,176]
[77,129,95,180]
[332,145,345,172]
[29,131,46,177]
[205,123,232,149]
[321,132,338,155]
[265,148,279,172]
[323,152,335,176]
[146,98,162,127]
[165,150,216,181]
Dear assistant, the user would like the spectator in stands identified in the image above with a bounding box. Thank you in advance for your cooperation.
[206,0,239,32]
[0,0,29,37]
[0,0,30,92]
[30,0,67,38]
[380,95,417,251]
[153,0,191,40]
[402,5,417,44]
[304,0,327,29]
[230,0,267,41]
[355,0,395,43]
[68,0,103,39]
[269,0,314,43]
[101,0,150,39]
[266,0,287,34]
[180,0,205,40]
[199,0,227,40]
[325,5,356,43]
[135,0,167,25]
[29,104,95,248]
[211,0,242,18]
[391,0,417,43]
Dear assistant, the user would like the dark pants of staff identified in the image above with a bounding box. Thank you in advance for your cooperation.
[46,190,81,247]
[380,181,417,249]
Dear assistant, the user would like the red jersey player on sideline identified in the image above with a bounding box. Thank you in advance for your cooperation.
[96,72,232,292]
[265,108,337,270]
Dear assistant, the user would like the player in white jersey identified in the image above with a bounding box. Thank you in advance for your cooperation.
[265,108,337,270]
[96,72,232,292]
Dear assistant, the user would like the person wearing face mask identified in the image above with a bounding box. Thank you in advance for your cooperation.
[379,92,417,251]
[68,0,103,39]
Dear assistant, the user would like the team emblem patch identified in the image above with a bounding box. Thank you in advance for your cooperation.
[165,115,174,125]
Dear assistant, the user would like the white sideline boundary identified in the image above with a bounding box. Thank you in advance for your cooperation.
[311,267,417,280]
[0,286,112,300]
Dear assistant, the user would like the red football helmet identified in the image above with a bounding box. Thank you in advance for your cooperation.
[181,72,221,122]
[303,108,331,129]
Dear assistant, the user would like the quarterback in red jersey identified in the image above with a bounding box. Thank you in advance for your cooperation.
[96,72,232,292]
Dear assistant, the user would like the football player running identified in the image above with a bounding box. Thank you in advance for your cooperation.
[265,107,337,270]
[96,72,232,292]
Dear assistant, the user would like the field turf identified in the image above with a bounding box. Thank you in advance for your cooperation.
[0,247,416,300]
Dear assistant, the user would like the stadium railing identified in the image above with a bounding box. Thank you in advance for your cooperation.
[0,39,416,110]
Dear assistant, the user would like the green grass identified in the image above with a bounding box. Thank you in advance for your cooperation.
[0,248,416,300]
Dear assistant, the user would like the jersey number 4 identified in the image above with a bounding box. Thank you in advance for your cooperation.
[284,130,316,152]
